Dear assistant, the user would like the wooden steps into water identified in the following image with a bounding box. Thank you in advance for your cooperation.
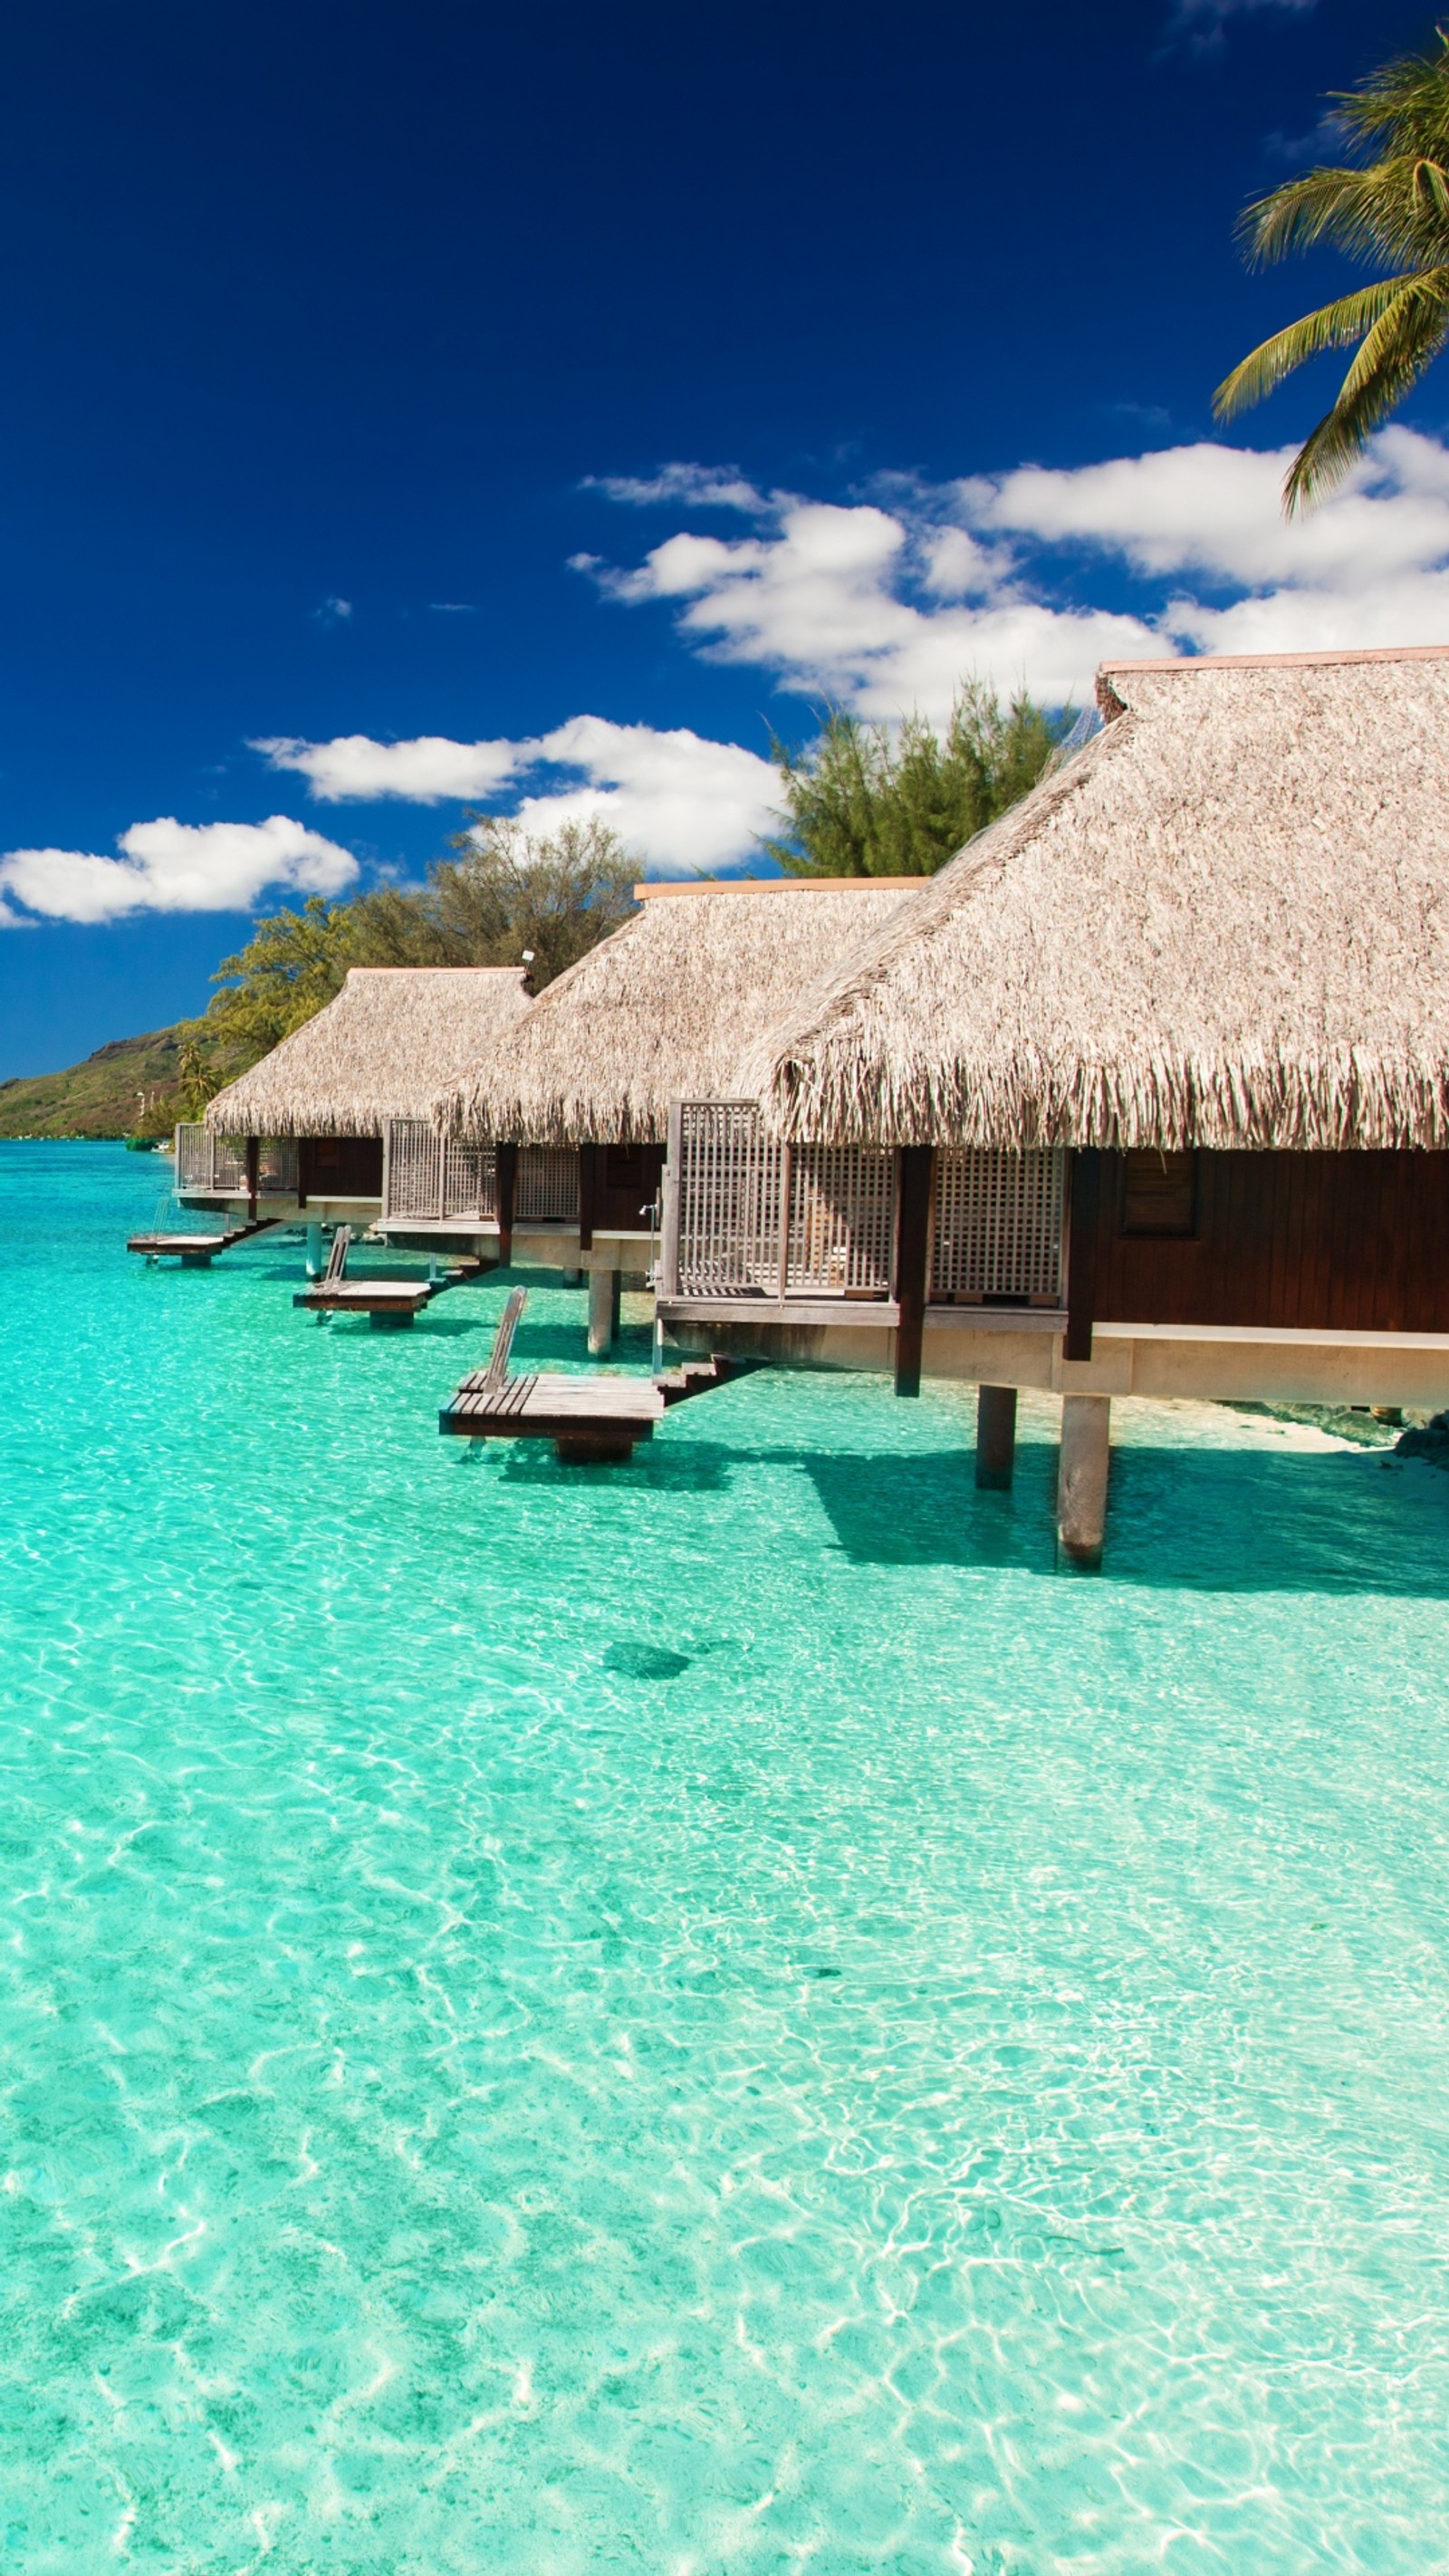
[439,1350,736,1461]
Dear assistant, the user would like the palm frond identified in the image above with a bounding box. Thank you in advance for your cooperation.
[1213,278,1411,422]
[1332,33,1449,159]
[1241,159,1449,271]
[1283,281,1449,509]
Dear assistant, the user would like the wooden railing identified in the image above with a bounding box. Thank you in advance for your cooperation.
[175,1126,297,1197]
[664,1103,896,1298]
[930,1146,1065,1303]
[513,1146,580,1225]
[382,1124,581,1227]
[660,1104,1065,1305]
[382,1120,496,1223]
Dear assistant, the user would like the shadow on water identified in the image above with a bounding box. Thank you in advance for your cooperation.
[504,1433,1449,1597]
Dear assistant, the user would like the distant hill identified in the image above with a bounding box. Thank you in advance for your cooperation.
[0,1027,187,1139]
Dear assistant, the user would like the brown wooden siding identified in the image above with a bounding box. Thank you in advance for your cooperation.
[299,1134,384,1200]
[597,1142,665,1233]
[1084,1150,1449,1334]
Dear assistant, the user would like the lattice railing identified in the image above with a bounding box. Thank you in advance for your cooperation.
[667,1111,1067,1305]
[515,1146,579,1223]
[255,1138,298,1196]
[382,1120,496,1223]
[674,1103,782,1293]
[786,1144,896,1293]
[383,1120,440,1219]
[672,1104,894,1298]
[175,1126,294,1196]
[443,1139,495,1220]
[931,1148,1065,1302]
[175,1123,212,1190]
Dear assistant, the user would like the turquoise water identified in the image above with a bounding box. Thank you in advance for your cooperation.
[3,1143,1449,2573]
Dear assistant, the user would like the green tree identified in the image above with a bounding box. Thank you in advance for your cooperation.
[174,1033,221,1121]
[763,683,1067,878]
[347,813,639,986]
[199,895,357,1062]
[1215,30,1449,510]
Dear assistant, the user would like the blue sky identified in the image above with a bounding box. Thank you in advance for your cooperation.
[0,0,1437,1072]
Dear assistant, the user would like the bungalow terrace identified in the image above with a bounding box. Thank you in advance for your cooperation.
[180,966,532,1241]
[656,645,1449,1562]
[414,878,923,1350]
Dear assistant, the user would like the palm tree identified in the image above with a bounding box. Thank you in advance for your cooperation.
[1214,29,1449,512]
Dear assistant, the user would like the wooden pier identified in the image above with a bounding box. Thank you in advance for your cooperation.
[293,1225,482,1326]
[441,1359,734,1460]
[128,1217,282,1266]
[438,1288,736,1459]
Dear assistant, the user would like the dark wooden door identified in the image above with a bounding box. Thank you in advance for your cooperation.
[595,1142,666,1233]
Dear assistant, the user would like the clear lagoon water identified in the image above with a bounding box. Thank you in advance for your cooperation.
[2,1140,1449,2574]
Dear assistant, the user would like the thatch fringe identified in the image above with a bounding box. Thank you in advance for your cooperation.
[744,652,1449,1150]
[206,966,531,1137]
[435,883,919,1143]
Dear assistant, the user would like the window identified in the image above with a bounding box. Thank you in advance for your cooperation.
[1121,1149,1196,1237]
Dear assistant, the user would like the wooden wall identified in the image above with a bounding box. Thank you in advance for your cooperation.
[1079,1150,1449,1334]
[581,1142,666,1241]
[299,1134,384,1200]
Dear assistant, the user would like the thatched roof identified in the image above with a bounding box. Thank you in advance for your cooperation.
[741,646,1449,1152]
[206,966,532,1136]
[436,879,925,1143]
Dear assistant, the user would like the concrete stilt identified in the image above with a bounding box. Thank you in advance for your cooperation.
[975,1384,1017,1490]
[588,1264,618,1357]
[1057,1395,1110,1568]
[306,1222,325,1278]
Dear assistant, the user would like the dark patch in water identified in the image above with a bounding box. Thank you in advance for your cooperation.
[604,1642,692,1681]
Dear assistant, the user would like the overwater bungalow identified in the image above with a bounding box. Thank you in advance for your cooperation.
[406,879,924,1350]
[177,966,533,1242]
[655,645,1449,1561]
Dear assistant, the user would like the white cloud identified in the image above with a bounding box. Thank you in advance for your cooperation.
[263,718,778,875]
[590,490,1157,714]
[0,814,359,927]
[578,429,1449,716]
[511,718,777,874]
[584,462,766,513]
[244,426,1449,892]
[257,732,525,803]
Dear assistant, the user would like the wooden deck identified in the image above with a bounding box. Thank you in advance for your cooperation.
[440,1355,736,1461]
[294,1258,482,1328]
[127,1218,282,1265]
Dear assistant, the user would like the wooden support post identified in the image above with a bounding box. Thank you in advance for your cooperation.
[1057,1395,1110,1568]
[245,1135,259,1222]
[894,1145,934,1399]
[1064,1148,1100,1362]
[305,1222,324,1278]
[588,1264,619,1354]
[975,1384,1017,1489]
[578,1144,599,1254]
[659,1101,683,1297]
[297,1137,311,1210]
[495,1142,517,1265]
